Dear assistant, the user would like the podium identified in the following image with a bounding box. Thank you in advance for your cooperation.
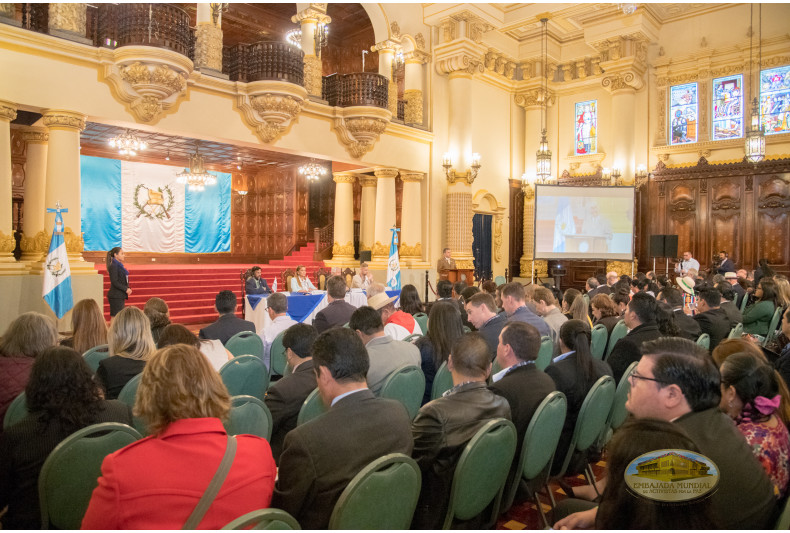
[439,268,475,287]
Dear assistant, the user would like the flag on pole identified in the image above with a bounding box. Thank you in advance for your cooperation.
[271,276,278,292]
[387,227,401,290]
[43,203,74,319]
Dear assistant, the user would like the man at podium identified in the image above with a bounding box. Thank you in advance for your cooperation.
[436,247,456,274]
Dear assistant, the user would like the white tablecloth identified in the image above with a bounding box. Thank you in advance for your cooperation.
[245,290,369,333]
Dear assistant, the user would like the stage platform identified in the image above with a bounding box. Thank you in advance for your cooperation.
[96,243,324,324]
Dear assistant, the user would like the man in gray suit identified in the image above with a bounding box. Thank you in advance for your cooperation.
[349,306,421,394]
[501,282,551,337]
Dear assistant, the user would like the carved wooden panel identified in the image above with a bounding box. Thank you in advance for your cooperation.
[756,175,790,266]
[667,182,697,258]
[508,179,523,278]
[708,178,742,263]
[395,174,403,230]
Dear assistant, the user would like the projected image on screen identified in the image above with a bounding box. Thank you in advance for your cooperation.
[534,185,634,261]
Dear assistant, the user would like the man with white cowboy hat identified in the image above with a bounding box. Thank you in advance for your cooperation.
[367,288,423,341]
[676,275,697,313]
[725,271,746,307]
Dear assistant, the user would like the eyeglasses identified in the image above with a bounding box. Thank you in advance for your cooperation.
[629,370,667,385]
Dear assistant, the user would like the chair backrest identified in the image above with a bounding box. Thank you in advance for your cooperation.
[226,331,264,360]
[535,336,553,371]
[226,395,273,440]
[282,268,295,291]
[430,361,453,400]
[728,322,742,339]
[494,275,506,286]
[38,422,142,529]
[443,418,517,529]
[220,355,269,401]
[341,267,356,289]
[402,333,422,343]
[378,365,425,420]
[269,331,287,377]
[605,320,628,359]
[740,293,749,312]
[501,392,567,513]
[609,361,638,430]
[582,293,590,307]
[413,312,428,335]
[775,491,790,529]
[556,375,616,478]
[82,344,109,373]
[590,324,608,360]
[696,333,710,350]
[3,391,28,429]
[329,453,421,529]
[222,508,301,530]
[491,358,503,378]
[764,306,784,346]
[117,373,142,408]
[297,388,328,426]
[315,267,330,290]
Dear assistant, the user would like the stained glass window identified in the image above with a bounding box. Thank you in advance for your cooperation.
[669,83,698,145]
[574,100,597,155]
[760,65,790,135]
[712,74,743,140]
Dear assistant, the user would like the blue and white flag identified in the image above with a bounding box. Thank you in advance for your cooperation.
[387,227,401,290]
[42,205,73,319]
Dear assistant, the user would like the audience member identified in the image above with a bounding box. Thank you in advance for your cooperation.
[156,323,232,371]
[97,306,155,399]
[655,301,681,337]
[726,271,746,306]
[273,328,413,529]
[754,258,774,287]
[425,280,454,315]
[411,333,511,529]
[245,266,271,295]
[367,291,422,340]
[711,337,768,367]
[607,292,661,382]
[349,306,421,394]
[60,298,107,354]
[415,301,465,404]
[562,288,590,325]
[658,286,701,341]
[743,278,779,337]
[199,290,255,345]
[720,353,790,498]
[716,282,744,327]
[772,308,790,388]
[0,347,131,529]
[481,280,497,298]
[590,294,620,333]
[501,282,550,337]
[605,271,619,288]
[585,276,609,298]
[399,283,425,315]
[351,262,374,290]
[533,287,567,349]
[259,292,297,371]
[0,312,58,422]
[612,290,631,316]
[265,323,318,461]
[143,297,170,344]
[83,344,276,529]
[465,292,507,360]
[693,288,731,351]
[544,320,612,475]
[313,275,355,333]
[775,276,790,309]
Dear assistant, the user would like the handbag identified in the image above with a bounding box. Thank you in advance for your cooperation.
[182,435,237,529]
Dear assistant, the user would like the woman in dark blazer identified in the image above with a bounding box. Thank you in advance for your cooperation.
[106,247,131,317]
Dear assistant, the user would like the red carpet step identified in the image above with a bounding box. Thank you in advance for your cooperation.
[96,243,324,324]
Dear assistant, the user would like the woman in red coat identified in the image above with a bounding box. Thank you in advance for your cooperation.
[82,344,276,529]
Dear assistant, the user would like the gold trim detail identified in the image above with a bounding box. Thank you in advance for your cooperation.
[403,89,423,124]
[303,55,323,97]
[332,240,354,257]
[48,3,86,35]
[333,106,392,159]
[236,81,308,144]
[333,173,356,184]
[194,23,223,72]
[400,171,424,182]
[454,259,475,270]
[358,176,377,187]
[20,230,49,255]
[400,241,422,257]
[21,131,48,143]
[0,230,15,253]
[42,110,86,131]
[0,100,17,122]
[373,167,399,180]
[606,260,638,277]
[372,241,389,257]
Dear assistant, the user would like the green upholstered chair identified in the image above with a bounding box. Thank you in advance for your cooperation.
[430,361,454,400]
[590,324,608,360]
[494,275,506,286]
[328,453,421,530]
[222,508,301,530]
[775,491,790,529]
[696,333,710,351]
[609,361,638,431]
[535,336,553,371]
[226,331,264,360]
[3,391,28,429]
[740,294,750,313]
[763,306,784,347]
[491,358,503,379]
[604,320,628,360]
[296,388,328,426]
[728,322,743,339]
[403,333,422,343]
[413,312,428,335]
[582,293,590,307]
[269,331,287,378]
[500,391,567,526]
[378,365,425,420]
[220,355,268,401]
[226,395,273,440]
[116,374,147,435]
[82,344,109,373]
[442,418,517,529]
[38,422,142,529]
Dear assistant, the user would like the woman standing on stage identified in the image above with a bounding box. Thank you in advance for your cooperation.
[106,247,131,317]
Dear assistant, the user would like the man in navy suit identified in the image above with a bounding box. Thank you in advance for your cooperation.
[245,266,271,294]
[199,290,256,345]
[717,251,736,275]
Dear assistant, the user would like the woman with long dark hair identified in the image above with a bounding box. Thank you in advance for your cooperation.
[143,297,170,345]
[743,278,779,337]
[0,346,131,529]
[399,284,424,315]
[414,301,464,405]
[544,319,612,475]
[60,298,107,354]
[106,247,131,317]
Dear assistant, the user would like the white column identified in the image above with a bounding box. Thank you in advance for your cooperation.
[372,167,398,261]
[358,175,377,252]
[399,172,424,259]
[331,172,355,260]
[0,100,16,263]
[404,54,425,124]
[20,131,48,262]
[611,88,636,182]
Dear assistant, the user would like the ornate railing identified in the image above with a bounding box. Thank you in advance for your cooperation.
[397,99,405,120]
[313,223,334,261]
[224,42,304,85]
[96,3,192,57]
[20,3,48,34]
[322,73,389,109]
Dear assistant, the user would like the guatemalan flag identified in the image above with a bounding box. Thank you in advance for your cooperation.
[42,205,73,319]
[387,227,401,290]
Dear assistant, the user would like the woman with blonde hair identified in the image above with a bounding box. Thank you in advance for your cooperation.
[97,306,155,399]
[82,344,276,529]
[290,265,316,294]
[60,299,107,354]
[774,275,790,308]
[562,288,591,326]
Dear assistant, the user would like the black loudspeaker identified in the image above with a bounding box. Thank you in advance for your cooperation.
[664,235,679,258]
[649,235,665,257]
[359,250,372,263]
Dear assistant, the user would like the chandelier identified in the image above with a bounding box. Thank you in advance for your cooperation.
[285,28,301,48]
[536,18,552,183]
[299,160,327,182]
[744,4,765,164]
[176,144,216,192]
[108,129,147,156]
[617,3,638,15]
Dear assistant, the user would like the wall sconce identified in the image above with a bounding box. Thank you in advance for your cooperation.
[635,164,649,188]
[601,167,611,186]
[442,152,482,184]
[611,166,622,185]
[237,190,248,196]
[520,173,535,200]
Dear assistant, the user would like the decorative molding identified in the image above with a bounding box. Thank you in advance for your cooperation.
[236,80,308,144]
[42,110,86,131]
[434,39,486,77]
[403,89,423,124]
[0,230,15,253]
[0,100,16,122]
[333,106,391,159]
[514,88,555,109]
[390,21,401,40]
[415,33,426,51]
[21,131,48,143]
[651,132,790,155]
[303,54,323,97]
[400,241,422,257]
[606,260,637,277]
[194,23,223,72]
[563,152,607,175]
[63,227,85,254]
[20,230,49,257]
[404,50,430,65]
[372,241,389,257]
[400,171,424,182]
[291,6,331,25]
[332,172,357,184]
[374,167,399,180]
[494,217,503,263]
[602,70,644,92]
[371,39,399,53]
[332,240,354,257]
[358,176,377,187]
[484,49,517,79]
[48,3,86,35]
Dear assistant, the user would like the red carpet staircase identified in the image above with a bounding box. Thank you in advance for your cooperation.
[97,244,324,324]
